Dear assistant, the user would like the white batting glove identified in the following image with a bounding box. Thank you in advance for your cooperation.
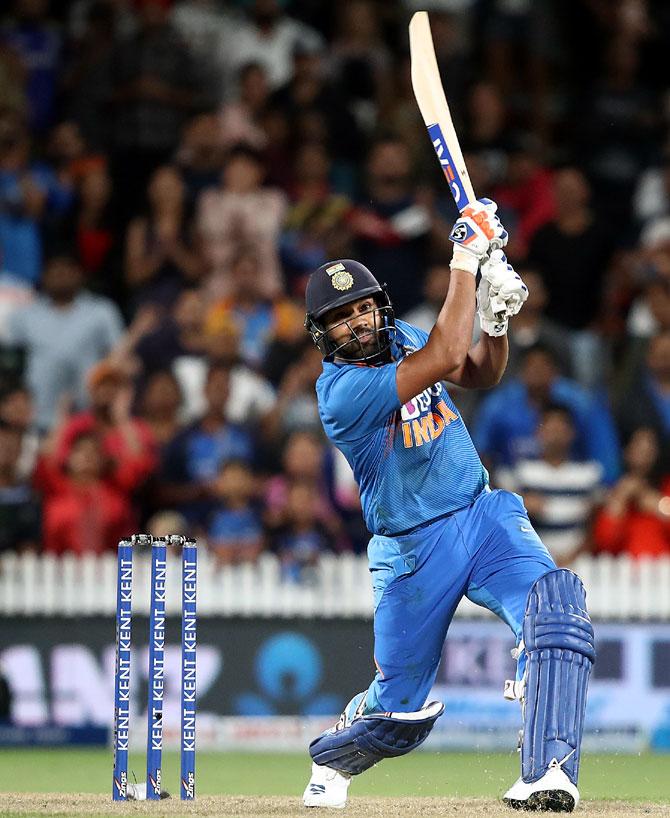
[477,276,509,337]
[478,250,529,337]
[449,198,508,276]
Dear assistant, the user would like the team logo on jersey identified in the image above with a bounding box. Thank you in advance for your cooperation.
[399,383,459,448]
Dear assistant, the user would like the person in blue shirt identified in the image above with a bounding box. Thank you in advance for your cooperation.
[473,343,621,485]
[301,199,595,813]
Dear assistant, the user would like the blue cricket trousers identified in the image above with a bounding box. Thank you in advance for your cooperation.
[364,488,556,712]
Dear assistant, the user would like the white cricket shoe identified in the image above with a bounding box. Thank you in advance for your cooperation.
[503,760,579,812]
[303,762,351,808]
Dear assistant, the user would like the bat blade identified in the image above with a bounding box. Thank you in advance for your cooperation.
[409,11,475,211]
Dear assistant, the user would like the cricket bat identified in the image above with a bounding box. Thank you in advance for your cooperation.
[409,11,475,212]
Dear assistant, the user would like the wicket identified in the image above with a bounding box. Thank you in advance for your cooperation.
[112,534,197,801]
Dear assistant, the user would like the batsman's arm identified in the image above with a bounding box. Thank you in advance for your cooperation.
[396,266,476,405]
[396,201,506,404]
[446,332,508,390]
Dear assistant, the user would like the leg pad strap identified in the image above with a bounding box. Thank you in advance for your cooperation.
[309,700,444,775]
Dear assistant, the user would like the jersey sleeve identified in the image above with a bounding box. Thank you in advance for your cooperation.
[319,363,401,443]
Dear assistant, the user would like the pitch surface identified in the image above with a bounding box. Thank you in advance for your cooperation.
[1,793,669,818]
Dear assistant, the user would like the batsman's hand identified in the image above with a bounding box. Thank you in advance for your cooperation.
[478,250,529,337]
[449,198,508,276]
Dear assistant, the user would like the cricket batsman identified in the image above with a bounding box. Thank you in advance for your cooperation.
[301,199,595,812]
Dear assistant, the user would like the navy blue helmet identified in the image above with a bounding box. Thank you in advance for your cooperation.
[304,260,396,362]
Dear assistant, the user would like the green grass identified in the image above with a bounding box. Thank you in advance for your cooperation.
[0,750,667,802]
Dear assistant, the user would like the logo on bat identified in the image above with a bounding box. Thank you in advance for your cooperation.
[428,123,463,203]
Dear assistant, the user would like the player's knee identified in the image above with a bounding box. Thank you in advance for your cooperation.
[522,568,595,663]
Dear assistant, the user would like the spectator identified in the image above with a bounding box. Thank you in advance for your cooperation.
[265,430,348,549]
[280,141,351,292]
[136,368,184,449]
[175,113,227,204]
[375,54,425,173]
[217,62,270,153]
[262,299,311,388]
[34,429,136,555]
[0,0,62,134]
[0,38,27,120]
[205,245,298,371]
[205,323,277,428]
[108,0,207,221]
[146,508,188,539]
[264,344,323,441]
[576,35,657,232]
[71,164,115,289]
[206,459,264,566]
[257,103,293,192]
[328,0,392,135]
[499,404,603,566]
[480,0,556,136]
[54,359,157,495]
[67,0,136,44]
[0,383,38,480]
[493,132,555,261]
[594,427,670,558]
[223,0,324,91]
[271,40,362,167]
[463,82,513,187]
[197,144,287,300]
[133,289,206,375]
[165,314,278,430]
[0,112,75,285]
[0,256,34,346]
[156,362,254,524]
[625,217,670,340]
[401,262,450,334]
[171,0,231,96]
[8,253,124,430]
[45,121,115,286]
[351,139,442,315]
[125,165,203,312]
[0,420,40,553]
[527,166,616,388]
[473,344,620,484]
[504,268,572,381]
[61,0,116,150]
[614,330,670,468]
[46,120,106,189]
[268,479,335,583]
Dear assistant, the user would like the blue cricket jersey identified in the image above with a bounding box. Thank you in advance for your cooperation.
[316,320,488,535]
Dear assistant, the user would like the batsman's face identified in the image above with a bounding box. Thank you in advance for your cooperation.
[324,296,379,359]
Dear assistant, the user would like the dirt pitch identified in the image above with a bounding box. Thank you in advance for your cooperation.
[0,794,668,818]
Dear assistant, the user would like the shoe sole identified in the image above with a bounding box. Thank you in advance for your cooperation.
[303,801,346,809]
[504,789,575,812]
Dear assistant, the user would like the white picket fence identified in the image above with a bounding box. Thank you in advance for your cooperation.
[0,551,669,619]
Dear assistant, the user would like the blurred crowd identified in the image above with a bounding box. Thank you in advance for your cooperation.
[1,0,670,577]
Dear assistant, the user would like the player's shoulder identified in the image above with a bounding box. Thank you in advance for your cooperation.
[394,318,429,352]
[317,360,378,394]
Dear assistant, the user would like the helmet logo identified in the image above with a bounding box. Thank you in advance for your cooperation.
[331,271,354,291]
[325,262,354,291]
